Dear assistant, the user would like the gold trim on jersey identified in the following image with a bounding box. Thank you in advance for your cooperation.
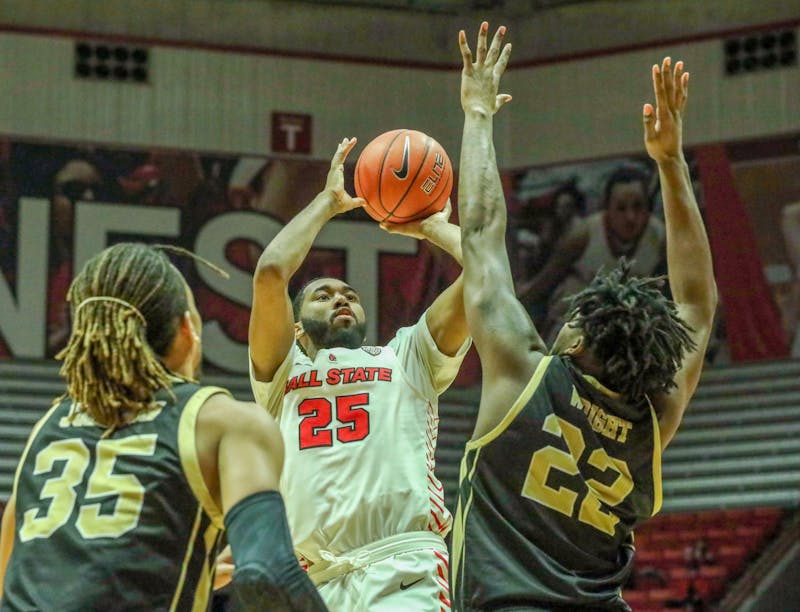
[581,374,621,399]
[190,522,221,612]
[649,398,663,515]
[450,444,483,600]
[466,356,553,451]
[10,399,63,499]
[178,387,230,530]
[170,505,203,612]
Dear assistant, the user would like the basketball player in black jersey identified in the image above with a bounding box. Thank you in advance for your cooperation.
[0,243,326,611]
[451,23,717,611]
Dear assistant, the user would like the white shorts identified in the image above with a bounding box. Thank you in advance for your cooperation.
[310,532,451,612]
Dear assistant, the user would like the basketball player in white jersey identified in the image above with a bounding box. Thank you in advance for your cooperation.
[244,137,469,611]
[517,167,666,343]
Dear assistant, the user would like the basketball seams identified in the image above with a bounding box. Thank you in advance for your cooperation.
[356,129,452,224]
[355,152,384,222]
[376,129,406,222]
[392,144,452,222]
[388,134,433,220]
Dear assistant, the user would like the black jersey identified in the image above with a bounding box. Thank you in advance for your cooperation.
[2,381,229,612]
[451,356,661,611]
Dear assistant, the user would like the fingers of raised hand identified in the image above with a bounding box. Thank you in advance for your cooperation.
[476,21,489,64]
[652,63,667,116]
[380,220,417,237]
[495,94,512,112]
[486,25,507,64]
[442,198,453,217]
[494,42,512,79]
[459,30,473,72]
[642,103,657,141]
[340,137,357,160]
[674,61,689,111]
[331,137,350,168]
[661,57,674,105]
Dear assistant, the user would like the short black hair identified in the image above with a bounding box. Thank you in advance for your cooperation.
[567,259,696,399]
[291,280,314,322]
[603,167,651,211]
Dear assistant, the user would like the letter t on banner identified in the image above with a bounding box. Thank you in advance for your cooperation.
[271,112,312,154]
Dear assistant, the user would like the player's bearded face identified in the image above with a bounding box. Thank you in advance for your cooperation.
[301,316,366,349]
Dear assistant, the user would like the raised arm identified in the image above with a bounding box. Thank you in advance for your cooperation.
[458,23,545,426]
[645,58,718,448]
[249,138,364,381]
[381,200,468,356]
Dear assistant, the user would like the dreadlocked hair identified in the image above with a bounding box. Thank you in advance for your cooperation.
[567,259,696,400]
[56,242,190,432]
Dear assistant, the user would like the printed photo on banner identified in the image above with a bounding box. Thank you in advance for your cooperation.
[0,132,797,379]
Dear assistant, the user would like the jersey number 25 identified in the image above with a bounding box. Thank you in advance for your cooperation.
[298,393,371,450]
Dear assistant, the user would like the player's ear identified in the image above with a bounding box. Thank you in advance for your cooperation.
[294,321,304,339]
[184,312,201,342]
[563,335,585,356]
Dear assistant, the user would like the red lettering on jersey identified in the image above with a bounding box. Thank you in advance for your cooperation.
[285,370,323,394]
[298,398,333,449]
[321,366,394,387]
[298,394,371,450]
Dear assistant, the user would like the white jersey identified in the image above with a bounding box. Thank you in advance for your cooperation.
[250,313,468,563]
[572,211,666,283]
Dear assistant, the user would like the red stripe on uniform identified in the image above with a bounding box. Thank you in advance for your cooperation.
[427,474,444,490]
[429,496,445,514]
[428,485,446,504]
[429,510,447,531]
[434,549,449,569]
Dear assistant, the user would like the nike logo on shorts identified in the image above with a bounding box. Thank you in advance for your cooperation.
[392,136,411,180]
[399,577,424,590]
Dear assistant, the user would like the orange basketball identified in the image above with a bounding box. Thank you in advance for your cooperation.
[354,129,453,224]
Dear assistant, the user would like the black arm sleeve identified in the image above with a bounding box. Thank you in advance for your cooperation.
[224,490,328,612]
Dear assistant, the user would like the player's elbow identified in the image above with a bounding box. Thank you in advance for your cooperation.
[697,280,719,323]
[460,199,505,236]
[253,258,289,290]
[708,281,719,311]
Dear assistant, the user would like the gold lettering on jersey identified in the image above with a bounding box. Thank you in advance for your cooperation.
[285,367,393,394]
[569,387,633,443]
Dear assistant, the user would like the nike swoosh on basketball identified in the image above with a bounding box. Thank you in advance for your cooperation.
[399,577,424,590]
[391,136,411,180]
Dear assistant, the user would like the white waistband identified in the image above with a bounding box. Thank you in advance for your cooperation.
[307,531,447,586]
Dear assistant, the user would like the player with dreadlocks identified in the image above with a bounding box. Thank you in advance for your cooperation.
[0,243,327,611]
[449,23,717,610]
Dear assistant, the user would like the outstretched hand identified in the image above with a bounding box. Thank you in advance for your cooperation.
[459,22,512,115]
[643,57,688,163]
[325,137,365,215]
[379,199,454,241]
